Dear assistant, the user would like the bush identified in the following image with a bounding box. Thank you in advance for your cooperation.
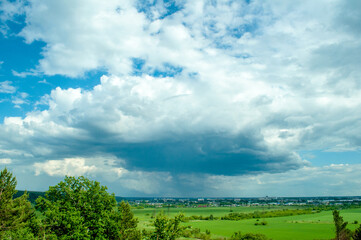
[254,220,268,226]
[150,213,186,240]
[230,231,269,240]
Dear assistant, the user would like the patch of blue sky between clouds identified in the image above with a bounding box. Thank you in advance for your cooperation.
[131,58,146,76]
[228,22,258,39]
[0,35,43,120]
[136,0,184,21]
[0,27,106,122]
[131,58,183,78]
[199,1,264,51]
[299,150,361,167]
[0,70,107,122]
[227,3,263,39]
[151,63,183,78]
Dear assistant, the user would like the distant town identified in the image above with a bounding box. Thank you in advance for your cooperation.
[120,196,361,208]
[17,190,361,208]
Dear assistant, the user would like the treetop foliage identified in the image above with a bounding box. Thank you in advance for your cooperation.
[0,168,36,239]
[36,175,140,240]
[230,231,269,240]
[151,212,186,240]
[0,168,17,207]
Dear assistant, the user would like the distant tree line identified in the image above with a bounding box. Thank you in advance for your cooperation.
[182,208,316,222]
[221,209,315,220]
[13,190,45,204]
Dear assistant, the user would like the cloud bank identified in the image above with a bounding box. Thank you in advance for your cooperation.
[0,0,361,196]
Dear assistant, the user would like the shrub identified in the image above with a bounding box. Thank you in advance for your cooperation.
[230,231,269,240]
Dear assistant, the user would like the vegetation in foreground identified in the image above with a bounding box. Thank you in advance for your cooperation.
[1,168,268,239]
[1,167,361,239]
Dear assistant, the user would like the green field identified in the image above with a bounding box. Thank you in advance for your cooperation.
[133,206,361,239]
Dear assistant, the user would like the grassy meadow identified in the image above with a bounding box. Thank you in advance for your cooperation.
[133,206,361,239]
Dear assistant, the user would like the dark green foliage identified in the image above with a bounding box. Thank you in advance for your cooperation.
[1,227,37,239]
[14,190,45,204]
[0,168,17,204]
[150,213,187,240]
[116,201,142,240]
[185,214,220,221]
[0,168,36,238]
[254,220,267,226]
[177,227,212,240]
[230,231,269,240]
[333,210,352,240]
[353,225,361,240]
[220,209,314,221]
[36,176,140,240]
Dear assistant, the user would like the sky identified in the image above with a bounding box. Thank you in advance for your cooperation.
[0,0,361,197]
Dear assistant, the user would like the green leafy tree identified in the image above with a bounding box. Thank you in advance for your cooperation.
[0,168,36,238]
[151,213,186,240]
[114,201,141,240]
[36,176,140,240]
[333,210,352,240]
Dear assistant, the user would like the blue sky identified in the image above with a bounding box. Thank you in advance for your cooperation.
[1,0,361,197]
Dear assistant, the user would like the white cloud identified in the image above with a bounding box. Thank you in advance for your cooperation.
[12,70,39,78]
[0,74,302,157]
[0,81,16,93]
[34,158,97,176]
[12,92,29,106]
[18,0,149,77]
[33,155,173,194]
[0,158,12,164]
[38,79,49,84]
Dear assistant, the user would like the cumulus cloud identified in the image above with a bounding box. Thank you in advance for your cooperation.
[0,74,308,177]
[34,158,97,176]
[0,0,361,195]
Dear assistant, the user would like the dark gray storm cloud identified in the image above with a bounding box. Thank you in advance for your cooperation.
[114,134,303,175]
[0,119,305,176]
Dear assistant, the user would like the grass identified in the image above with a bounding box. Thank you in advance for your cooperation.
[133,206,361,240]
[133,205,305,219]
